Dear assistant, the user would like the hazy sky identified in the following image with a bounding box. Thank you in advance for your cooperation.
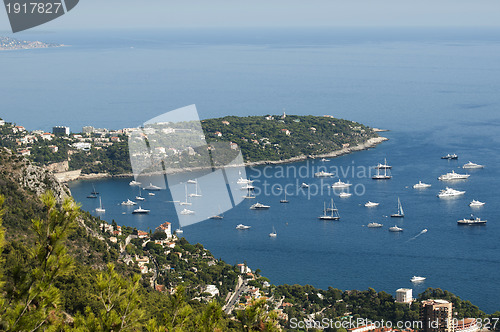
[1,0,500,32]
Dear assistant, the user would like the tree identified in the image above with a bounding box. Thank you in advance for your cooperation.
[0,191,79,331]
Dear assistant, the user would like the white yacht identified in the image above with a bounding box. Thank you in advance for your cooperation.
[389,225,403,232]
[144,183,162,191]
[237,177,254,185]
[180,208,195,215]
[367,222,383,228]
[321,158,330,162]
[236,224,251,230]
[457,215,487,225]
[132,206,150,214]
[364,201,379,207]
[339,192,352,198]
[469,200,485,207]
[331,179,353,188]
[269,226,277,237]
[411,276,426,283]
[319,199,340,220]
[441,153,458,160]
[129,180,141,186]
[148,193,155,196]
[187,179,197,184]
[372,167,391,180]
[462,161,484,169]
[240,184,255,190]
[95,197,105,213]
[175,228,183,234]
[437,187,466,198]
[301,183,310,188]
[250,202,270,210]
[413,181,432,189]
[390,197,404,218]
[121,199,137,206]
[314,170,334,177]
[375,158,392,169]
[438,170,470,181]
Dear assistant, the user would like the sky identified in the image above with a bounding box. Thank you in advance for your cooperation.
[2,0,500,32]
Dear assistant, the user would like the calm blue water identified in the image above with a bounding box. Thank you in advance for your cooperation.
[2,28,500,312]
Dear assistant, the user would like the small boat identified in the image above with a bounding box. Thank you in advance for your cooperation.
[375,158,392,169]
[437,187,465,198]
[240,184,255,190]
[314,170,334,177]
[372,167,391,180]
[90,184,99,195]
[390,197,404,218]
[132,206,150,214]
[438,170,470,181]
[209,206,224,220]
[367,222,383,228]
[411,276,426,283]
[187,179,197,184]
[457,214,487,225]
[236,224,251,230]
[321,158,330,162]
[319,199,340,220]
[148,193,155,196]
[144,183,162,191]
[301,183,310,188]
[462,161,484,169]
[441,153,458,160]
[269,226,277,237]
[389,225,403,232]
[180,208,195,215]
[280,191,289,203]
[331,179,352,188]
[87,194,97,199]
[364,201,379,207]
[175,227,183,234]
[413,181,432,189]
[95,197,105,213]
[237,177,254,185]
[250,202,270,210]
[121,199,137,206]
[180,184,192,206]
[129,180,141,186]
[339,192,352,198]
[469,200,485,207]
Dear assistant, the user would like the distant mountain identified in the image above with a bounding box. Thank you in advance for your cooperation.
[0,36,63,50]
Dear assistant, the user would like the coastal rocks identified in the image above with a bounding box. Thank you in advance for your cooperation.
[20,163,71,203]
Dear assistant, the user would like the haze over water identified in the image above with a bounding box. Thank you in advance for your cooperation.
[2,28,500,312]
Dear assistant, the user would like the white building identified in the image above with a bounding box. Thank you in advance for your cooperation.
[204,285,220,297]
[155,221,172,239]
[72,142,92,151]
[53,126,70,135]
[396,288,413,303]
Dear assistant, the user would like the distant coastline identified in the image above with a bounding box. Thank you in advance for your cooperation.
[0,36,64,51]
[56,136,388,182]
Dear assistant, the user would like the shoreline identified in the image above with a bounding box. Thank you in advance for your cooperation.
[56,136,388,183]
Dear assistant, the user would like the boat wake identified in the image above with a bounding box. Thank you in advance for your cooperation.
[406,229,428,242]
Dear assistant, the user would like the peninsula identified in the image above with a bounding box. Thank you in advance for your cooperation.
[0,36,63,51]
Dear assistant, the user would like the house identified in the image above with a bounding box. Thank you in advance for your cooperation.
[110,136,120,143]
[280,129,291,136]
[237,263,251,274]
[204,285,220,297]
[155,222,172,239]
[342,143,350,148]
[137,230,149,239]
[264,115,274,121]
[309,127,317,132]
[214,131,222,137]
[221,120,230,125]
[18,149,30,156]
[229,142,238,150]
[40,133,53,141]
[0,119,5,126]
[48,145,59,153]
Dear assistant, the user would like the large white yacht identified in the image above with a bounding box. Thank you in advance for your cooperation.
[144,183,162,191]
[129,180,141,186]
[314,170,334,177]
[250,202,270,210]
[367,222,383,228]
[237,177,254,185]
[437,187,466,198]
[236,224,251,230]
[132,206,150,214]
[457,215,487,225]
[411,276,426,283]
[413,181,432,189]
[462,161,484,169]
[364,201,379,207]
[331,179,352,188]
[438,170,470,181]
[121,199,137,206]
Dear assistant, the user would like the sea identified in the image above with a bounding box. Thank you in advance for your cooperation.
[1,27,500,313]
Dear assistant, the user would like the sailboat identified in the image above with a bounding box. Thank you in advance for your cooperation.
[209,206,224,220]
[390,197,404,218]
[135,187,145,201]
[95,197,105,213]
[91,184,99,195]
[188,181,202,198]
[269,226,277,237]
[243,187,255,199]
[319,199,340,220]
[179,184,192,206]
[372,166,392,180]
[375,158,392,169]
[280,190,289,203]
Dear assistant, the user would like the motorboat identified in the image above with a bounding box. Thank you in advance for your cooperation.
[411,276,426,282]
[462,161,484,169]
[389,225,403,232]
[180,208,195,215]
[469,200,485,207]
[269,226,277,237]
[129,180,141,186]
[132,206,150,214]
[339,192,352,198]
[438,170,470,181]
[437,187,466,198]
[236,224,251,230]
[250,202,270,210]
[331,179,352,188]
[121,199,137,206]
[144,183,162,191]
[237,177,254,185]
[314,170,334,177]
[457,214,487,225]
[364,201,379,207]
[301,183,310,188]
[441,154,458,160]
[367,222,383,228]
[413,181,432,189]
